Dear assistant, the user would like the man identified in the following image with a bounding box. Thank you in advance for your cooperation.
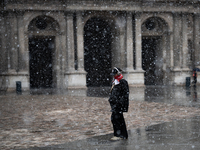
[108,67,129,140]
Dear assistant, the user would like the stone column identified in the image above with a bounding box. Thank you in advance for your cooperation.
[3,13,14,90]
[56,30,67,91]
[173,13,190,85]
[126,12,134,71]
[193,14,200,68]
[0,14,8,73]
[17,12,28,73]
[60,32,67,91]
[66,12,75,72]
[182,13,189,69]
[121,13,127,69]
[0,14,9,91]
[2,12,29,90]
[169,31,174,69]
[112,18,120,67]
[173,13,182,69]
[162,33,168,85]
[55,35,62,89]
[6,13,12,72]
[162,34,167,71]
[125,12,144,86]
[9,13,18,72]
[135,12,142,71]
[193,14,200,84]
[66,11,86,89]
[76,11,85,72]
[0,15,4,72]
[15,11,29,90]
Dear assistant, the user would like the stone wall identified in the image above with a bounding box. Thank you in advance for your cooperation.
[0,0,199,92]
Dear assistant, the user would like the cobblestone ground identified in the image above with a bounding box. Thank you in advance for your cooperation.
[1,94,200,150]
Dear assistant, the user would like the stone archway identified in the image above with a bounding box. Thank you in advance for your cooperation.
[29,36,55,89]
[84,17,112,87]
[142,36,162,85]
[28,15,59,90]
[142,17,169,85]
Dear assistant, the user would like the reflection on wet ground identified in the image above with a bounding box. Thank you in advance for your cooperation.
[143,85,200,107]
[87,86,110,97]
[86,85,200,107]
[4,85,200,107]
[23,116,200,150]
[2,85,200,149]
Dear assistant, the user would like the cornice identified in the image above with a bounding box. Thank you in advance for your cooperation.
[2,0,200,14]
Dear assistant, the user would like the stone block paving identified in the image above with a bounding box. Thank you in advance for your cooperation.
[1,94,200,149]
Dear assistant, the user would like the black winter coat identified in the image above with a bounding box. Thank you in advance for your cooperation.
[108,79,129,113]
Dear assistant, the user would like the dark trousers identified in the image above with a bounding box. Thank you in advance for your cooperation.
[111,112,128,139]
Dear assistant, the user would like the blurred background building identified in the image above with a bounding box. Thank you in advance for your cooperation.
[0,0,199,93]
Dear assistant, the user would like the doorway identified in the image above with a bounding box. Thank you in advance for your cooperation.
[84,17,112,87]
[142,37,162,85]
[29,37,54,89]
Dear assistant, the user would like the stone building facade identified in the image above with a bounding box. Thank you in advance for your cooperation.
[0,0,199,92]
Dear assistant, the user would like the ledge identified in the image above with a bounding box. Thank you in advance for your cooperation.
[67,86,87,90]
[0,71,29,76]
[65,70,87,75]
[129,84,145,88]
[124,69,145,73]
[172,68,191,72]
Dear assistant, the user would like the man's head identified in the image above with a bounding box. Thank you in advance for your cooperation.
[110,67,122,76]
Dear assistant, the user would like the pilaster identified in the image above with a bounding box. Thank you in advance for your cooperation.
[123,12,144,86]
[0,14,4,72]
[119,13,126,69]
[135,12,143,71]
[6,12,12,73]
[193,14,200,68]
[172,13,191,85]
[8,12,18,73]
[182,13,189,69]
[169,31,174,69]
[173,13,182,69]
[65,11,86,89]
[66,12,75,72]
[76,11,86,72]
[17,11,28,73]
[126,12,134,71]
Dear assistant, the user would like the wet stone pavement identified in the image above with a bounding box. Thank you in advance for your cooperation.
[1,86,200,149]
[21,116,200,150]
